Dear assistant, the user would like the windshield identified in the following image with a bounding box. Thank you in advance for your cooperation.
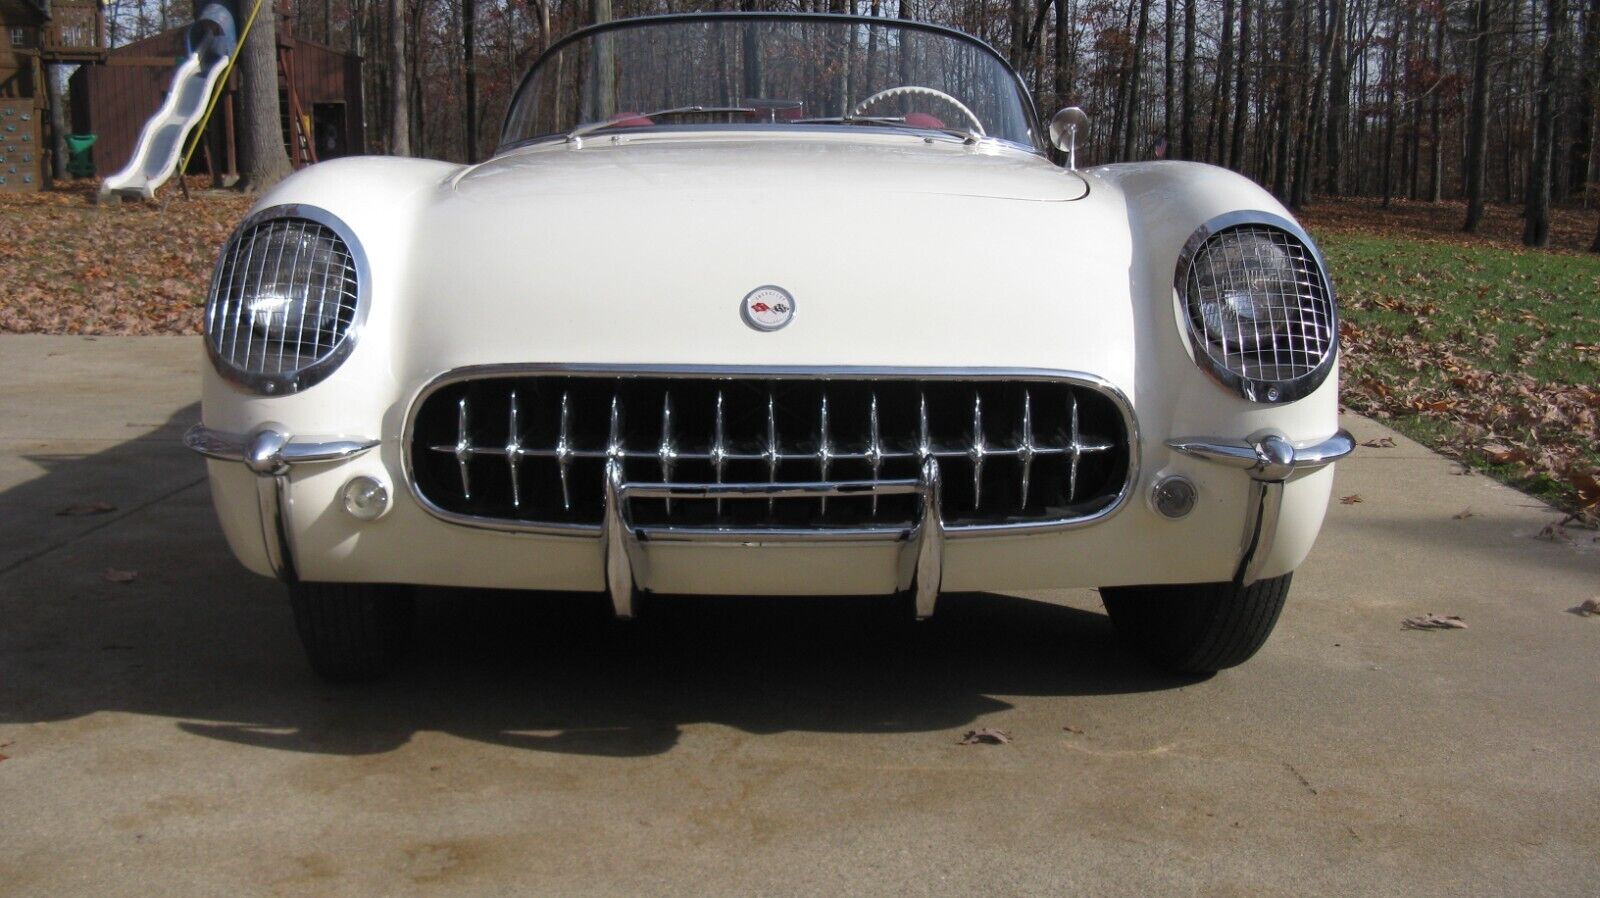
[501,14,1039,151]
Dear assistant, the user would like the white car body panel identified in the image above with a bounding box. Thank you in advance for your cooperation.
[198,133,1339,598]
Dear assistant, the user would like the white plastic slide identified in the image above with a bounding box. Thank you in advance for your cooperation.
[100,51,230,199]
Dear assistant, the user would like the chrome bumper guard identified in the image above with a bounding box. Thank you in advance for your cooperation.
[1169,430,1355,584]
[603,456,945,619]
[187,420,1351,608]
[185,423,944,616]
[184,425,380,580]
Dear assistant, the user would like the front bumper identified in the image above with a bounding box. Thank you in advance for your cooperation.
[186,422,1352,615]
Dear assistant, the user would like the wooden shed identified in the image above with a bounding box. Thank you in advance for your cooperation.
[70,22,364,183]
[1,1,104,191]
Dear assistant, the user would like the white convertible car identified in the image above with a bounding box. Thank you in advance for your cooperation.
[186,12,1351,680]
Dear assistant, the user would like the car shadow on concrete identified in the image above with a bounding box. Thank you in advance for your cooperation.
[176,589,1198,758]
[2,402,1200,759]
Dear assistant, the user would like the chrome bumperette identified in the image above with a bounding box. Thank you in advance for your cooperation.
[184,424,379,474]
[184,424,380,580]
[1169,429,1354,584]
[1167,430,1354,482]
[1175,210,1338,404]
[399,364,1141,540]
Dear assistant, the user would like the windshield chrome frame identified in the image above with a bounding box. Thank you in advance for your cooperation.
[496,11,1045,156]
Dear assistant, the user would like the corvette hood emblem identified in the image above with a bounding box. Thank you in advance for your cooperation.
[741,286,795,332]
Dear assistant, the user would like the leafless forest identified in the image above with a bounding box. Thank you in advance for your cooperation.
[100,1,1600,247]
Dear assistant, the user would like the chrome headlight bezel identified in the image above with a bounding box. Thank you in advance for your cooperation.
[203,204,370,395]
[1175,210,1338,403]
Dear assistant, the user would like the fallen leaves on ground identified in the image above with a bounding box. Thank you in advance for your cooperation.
[103,568,137,583]
[1301,196,1597,255]
[1538,522,1573,543]
[1340,494,1364,504]
[0,180,251,336]
[1453,508,1475,519]
[1570,597,1600,617]
[1062,725,1084,734]
[1326,234,1600,525]
[1362,437,1398,448]
[56,502,116,516]
[958,728,1012,745]
[1402,613,1469,630]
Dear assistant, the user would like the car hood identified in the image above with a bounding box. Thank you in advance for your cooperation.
[395,136,1131,380]
[452,135,1090,203]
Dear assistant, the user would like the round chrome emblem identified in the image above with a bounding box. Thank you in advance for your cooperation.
[740,286,795,332]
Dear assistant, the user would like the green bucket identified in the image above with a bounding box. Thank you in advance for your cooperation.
[65,133,96,178]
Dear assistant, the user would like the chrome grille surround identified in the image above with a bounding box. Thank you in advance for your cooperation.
[204,204,369,395]
[402,366,1139,540]
[1176,211,1337,403]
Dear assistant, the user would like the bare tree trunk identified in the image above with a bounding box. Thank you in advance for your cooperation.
[1429,9,1443,202]
[1181,0,1195,159]
[1464,0,1491,231]
[409,0,424,154]
[1293,0,1333,208]
[464,0,479,162]
[1210,0,1235,166]
[1380,3,1398,207]
[45,64,68,181]
[388,0,410,156]
[1164,0,1176,144]
[1570,0,1598,196]
[1323,0,1346,193]
[1524,0,1567,247]
[593,0,615,119]
[1122,0,1152,159]
[1273,0,1296,201]
[1008,0,1027,69]
[1109,0,1134,161]
[236,5,293,192]
[1231,0,1251,169]
[1055,0,1074,107]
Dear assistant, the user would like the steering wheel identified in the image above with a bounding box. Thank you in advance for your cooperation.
[849,86,986,137]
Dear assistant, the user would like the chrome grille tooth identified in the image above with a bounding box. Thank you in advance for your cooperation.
[505,389,522,509]
[658,390,675,514]
[866,392,882,515]
[711,390,726,516]
[1068,393,1081,504]
[607,392,623,460]
[556,391,572,510]
[969,391,985,509]
[765,390,779,514]
[455,395,473,500]
[1020,389,1035,509]
[817,393,831,515]
[917,391,931,461]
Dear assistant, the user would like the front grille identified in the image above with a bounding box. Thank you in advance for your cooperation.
[407,372,1132,532]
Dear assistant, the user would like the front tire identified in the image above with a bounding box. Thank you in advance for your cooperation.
[1100,574,1292,674]
[288,582,416,682]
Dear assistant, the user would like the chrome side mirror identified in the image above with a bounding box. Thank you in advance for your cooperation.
[1049,107,1090,169]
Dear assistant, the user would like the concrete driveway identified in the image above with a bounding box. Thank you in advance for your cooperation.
[2,335,1596,897]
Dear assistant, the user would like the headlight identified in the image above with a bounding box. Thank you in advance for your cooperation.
[204,205,367,394]
[1177,215,1337,402]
